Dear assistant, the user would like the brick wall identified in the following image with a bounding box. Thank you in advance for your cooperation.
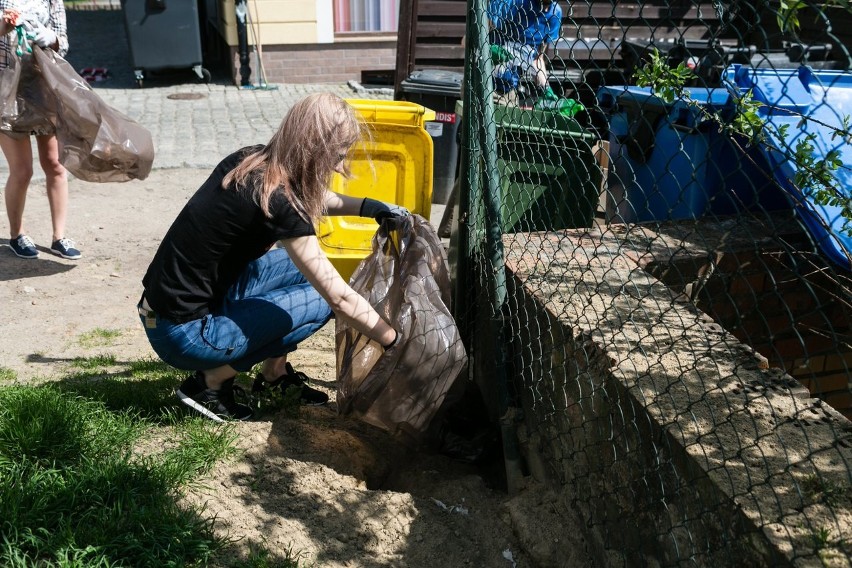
[227,41,397,85]
[647,248,852,421]
[501,227,852,566]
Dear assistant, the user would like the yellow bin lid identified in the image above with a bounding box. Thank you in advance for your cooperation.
[346,99,437,128]
[319,101,435,282]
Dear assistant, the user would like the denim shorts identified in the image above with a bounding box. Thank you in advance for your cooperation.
[139,248,332,372]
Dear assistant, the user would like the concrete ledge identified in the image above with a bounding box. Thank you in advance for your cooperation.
[503,220,852,566]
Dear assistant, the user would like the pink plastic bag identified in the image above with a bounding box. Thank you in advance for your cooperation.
[336,215,468,442]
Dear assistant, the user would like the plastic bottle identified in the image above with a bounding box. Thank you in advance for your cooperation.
[533,96,586,118]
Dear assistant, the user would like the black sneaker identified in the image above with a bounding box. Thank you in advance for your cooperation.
[252,363,329,406]
[50,237,81,260]
[9,234,38,259]
[176,371,253,422]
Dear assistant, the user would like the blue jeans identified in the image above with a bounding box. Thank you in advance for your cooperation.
[139,248,332,373]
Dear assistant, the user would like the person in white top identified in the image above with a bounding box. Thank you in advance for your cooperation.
[0,0,80,260]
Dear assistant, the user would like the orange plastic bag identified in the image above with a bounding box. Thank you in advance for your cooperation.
[336,215,468,442]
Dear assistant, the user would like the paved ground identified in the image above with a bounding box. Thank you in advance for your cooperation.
[2,8,396,178]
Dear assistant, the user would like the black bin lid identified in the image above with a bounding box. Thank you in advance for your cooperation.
[400,69,463,97]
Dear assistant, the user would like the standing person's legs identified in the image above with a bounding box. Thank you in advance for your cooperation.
[1,133,34,240]
[35,134,68,242]
[36,134,80,259]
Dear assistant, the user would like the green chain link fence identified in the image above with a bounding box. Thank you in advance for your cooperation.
[446,0,852,564]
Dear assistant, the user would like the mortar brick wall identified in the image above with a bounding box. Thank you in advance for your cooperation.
[500,225,852,566]
[227,42,396,85]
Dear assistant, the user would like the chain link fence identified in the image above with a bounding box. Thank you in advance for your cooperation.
[446,0,852,564]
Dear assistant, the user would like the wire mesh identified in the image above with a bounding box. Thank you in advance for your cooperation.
[447,0,852,564]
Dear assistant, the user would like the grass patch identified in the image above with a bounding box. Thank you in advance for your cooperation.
[70,354,118,369]
[77,328,122,349]
[0,370,239,566]
[232,540,312,568]
[0,367,16,382]
[802,473,850,507]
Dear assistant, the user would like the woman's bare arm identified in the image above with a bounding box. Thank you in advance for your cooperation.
[324,190,365,216]
[281,234,396,346]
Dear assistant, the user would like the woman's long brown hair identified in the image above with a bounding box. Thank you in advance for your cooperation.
[222,93,364,223]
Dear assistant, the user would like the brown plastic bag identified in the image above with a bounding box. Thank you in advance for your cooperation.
[336,215,468,442]
[0,48,55,138]
[33,47,154,182]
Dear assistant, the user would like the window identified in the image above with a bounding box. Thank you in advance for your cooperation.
[334,0,399,33]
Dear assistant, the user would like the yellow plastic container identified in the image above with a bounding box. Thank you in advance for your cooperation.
[318,99,434,281]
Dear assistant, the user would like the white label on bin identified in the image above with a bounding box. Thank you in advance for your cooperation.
[426,122,444,137]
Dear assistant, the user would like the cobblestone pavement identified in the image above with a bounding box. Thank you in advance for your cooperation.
[1,8,393,178]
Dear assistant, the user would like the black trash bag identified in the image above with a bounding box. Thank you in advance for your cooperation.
[336,214,468,443]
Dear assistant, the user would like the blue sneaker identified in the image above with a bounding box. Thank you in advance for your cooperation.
[50,237,81,260]
[9,234,38,259]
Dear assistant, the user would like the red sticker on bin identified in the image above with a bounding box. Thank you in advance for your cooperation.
[434,112,456,123]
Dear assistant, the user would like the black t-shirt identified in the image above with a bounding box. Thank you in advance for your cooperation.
[142,146,315,323]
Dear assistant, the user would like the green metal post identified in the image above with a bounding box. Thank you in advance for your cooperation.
[467,0,524,494]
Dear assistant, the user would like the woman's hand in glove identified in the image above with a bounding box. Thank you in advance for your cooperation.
[360,197,410,223]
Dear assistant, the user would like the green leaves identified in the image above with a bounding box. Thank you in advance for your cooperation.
[633,49,694,104]
[633,48,852,237]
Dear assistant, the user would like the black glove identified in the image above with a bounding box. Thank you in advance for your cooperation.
[360,197,410,223]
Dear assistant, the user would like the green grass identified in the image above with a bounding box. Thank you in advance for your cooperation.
[77,328,123,349]
[71,354,118,369]
[233,540,312,568]
[802,473,850,507]
[0,367,16,382]
[0,363,240,567]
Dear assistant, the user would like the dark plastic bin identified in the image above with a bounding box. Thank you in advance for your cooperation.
[621,38,754,86]
[121,0,210,87]
[457,101,602,233]
[597,85,787,223]
[399,69,463,204]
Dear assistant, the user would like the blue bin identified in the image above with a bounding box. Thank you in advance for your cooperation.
[596,86,787,222]
[723,65,852,270]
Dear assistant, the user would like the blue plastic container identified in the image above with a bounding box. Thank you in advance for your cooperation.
[596,86,787,222]
[723,65,852,270]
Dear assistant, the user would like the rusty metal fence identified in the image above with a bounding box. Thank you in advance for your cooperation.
[446,0,852,564]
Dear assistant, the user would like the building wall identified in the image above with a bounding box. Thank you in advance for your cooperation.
[216,0,397,84]
[227,39,396,85]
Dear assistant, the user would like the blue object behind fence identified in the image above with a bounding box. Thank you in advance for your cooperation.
[723,64,852,270]
[597,85,787,223]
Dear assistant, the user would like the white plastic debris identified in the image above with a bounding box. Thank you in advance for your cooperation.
[431,498,469,515]
[502,548,517,567]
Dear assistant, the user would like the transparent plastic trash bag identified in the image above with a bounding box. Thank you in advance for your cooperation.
[336,215,468,442]
[0,44,153,182]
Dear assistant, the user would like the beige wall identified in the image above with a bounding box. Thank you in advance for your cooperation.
[217,0,397,85]
[217,0,320,46]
